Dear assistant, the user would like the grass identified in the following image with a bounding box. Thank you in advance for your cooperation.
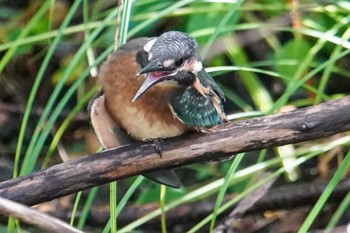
[1,0,350,232]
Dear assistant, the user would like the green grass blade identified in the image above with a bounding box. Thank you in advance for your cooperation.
[314,27,350,104]
[0,1,50,75]
[41,86,98,168]
[187,170,284,233]
[209,153,245,232]
[298,150,350,233]
[325,191,350,233]
[271,48,350,115]
[102,176,145,233]
[201,0,244,58]
[118,0,132,46]
[15,0,83,178]
[19,6,117,176]
[109,0,134,232]
[270,16,350,112]
[77,187,99,229]
[110,181,117,233]
[187,152,320,233]
[160,185,167,233]
[128,0,197,38]
[70,191,82,226]
[217,83,253,111]
[207,66,328,99]
[118,158,282,233]
[0,20,113,52]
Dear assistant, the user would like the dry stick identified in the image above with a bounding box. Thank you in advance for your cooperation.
[0,197,83,233]
[0,96,350,206]
[28,177,350,227]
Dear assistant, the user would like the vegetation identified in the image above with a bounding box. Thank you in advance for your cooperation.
[0,0,349,232]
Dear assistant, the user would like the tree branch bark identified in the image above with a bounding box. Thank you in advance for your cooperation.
[0,197,83,233]
[0,96,350,206]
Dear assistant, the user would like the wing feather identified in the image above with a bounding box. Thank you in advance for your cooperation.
[169,86,226,129]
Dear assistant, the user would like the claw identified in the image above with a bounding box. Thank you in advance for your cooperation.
[147,138,163,157]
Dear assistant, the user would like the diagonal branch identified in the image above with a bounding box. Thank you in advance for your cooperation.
[0,96,350,206]
[0,197,83,233]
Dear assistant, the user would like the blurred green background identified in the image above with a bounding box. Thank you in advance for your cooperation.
[0,0,349,232]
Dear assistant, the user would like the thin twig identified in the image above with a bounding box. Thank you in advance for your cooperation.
[0,197,83,233]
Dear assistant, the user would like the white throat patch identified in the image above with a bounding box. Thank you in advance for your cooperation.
[193,61,203,74]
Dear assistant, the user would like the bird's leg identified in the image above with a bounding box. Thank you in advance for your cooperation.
[146,138,164,157]
[153,138,164,157]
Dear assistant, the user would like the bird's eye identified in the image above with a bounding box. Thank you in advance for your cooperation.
[175,58,184,67]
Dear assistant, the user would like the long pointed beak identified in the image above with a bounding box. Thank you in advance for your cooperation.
[132,73,161,102]
[138,60,161,75]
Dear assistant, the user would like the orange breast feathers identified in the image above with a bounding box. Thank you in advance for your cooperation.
[99,50,188,141]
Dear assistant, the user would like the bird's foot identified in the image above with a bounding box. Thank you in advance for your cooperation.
[147,138,163,157]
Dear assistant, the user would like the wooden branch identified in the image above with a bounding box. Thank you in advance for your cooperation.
[0,197,83,233]
[0,96,350,206]
[25,177,349,227]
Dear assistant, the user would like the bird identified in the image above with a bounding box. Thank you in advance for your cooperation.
[88,31,227,188]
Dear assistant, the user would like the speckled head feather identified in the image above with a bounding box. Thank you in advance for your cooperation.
[134,31,201,101]
[149,31,198,70]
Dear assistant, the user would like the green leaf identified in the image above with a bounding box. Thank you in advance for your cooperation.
[186,2,234,45]
[274,38,312,80]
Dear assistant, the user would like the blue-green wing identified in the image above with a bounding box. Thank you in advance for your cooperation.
[169,86,225,128]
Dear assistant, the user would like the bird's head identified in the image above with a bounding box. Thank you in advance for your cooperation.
[132,31,203,102]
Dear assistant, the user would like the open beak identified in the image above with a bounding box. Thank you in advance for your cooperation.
[133,60,163,102]
[137,60,160,75]
[132,72,163,102]
[133,59,179,102]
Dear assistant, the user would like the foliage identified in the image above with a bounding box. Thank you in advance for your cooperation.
[0,0,349,232]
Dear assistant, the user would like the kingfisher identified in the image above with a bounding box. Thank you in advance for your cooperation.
[88,31,227,188]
